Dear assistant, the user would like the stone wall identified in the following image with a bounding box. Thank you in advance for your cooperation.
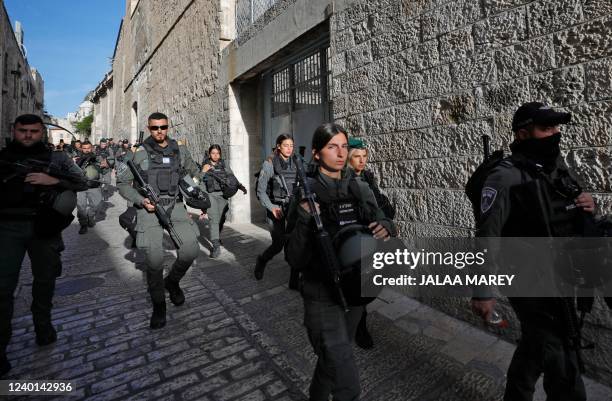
[106,0,222,160]
[0,1,44,145]
[330,0,612,384]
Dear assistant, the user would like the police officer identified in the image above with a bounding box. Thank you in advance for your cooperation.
[66,140,82,161]
[116,112,201,329]
[96,138,115,200]
[116,139,137,246]
[0,114,87,377]
[347,138,397,350]
[201,145,246,258]
[471,102,595,401]
[253,134,299,288]
[115,139,134,163]
[285,123,397,401]
[75,141,103,234]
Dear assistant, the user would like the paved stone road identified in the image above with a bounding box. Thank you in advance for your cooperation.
[5,189,612,400]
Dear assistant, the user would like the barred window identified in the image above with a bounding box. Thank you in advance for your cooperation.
[272,67,291,117]
[270,46,331,118]
[294,51,322,110]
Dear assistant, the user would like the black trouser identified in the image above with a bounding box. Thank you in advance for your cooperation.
[261,211,288,261]
[261,211,299,285]
[302,278,363,401]
[505,298,586,401]
[0,220,63,353]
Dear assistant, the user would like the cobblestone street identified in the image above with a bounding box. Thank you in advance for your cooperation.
[5,190,612,401]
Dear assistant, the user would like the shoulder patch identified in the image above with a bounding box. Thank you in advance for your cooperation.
[115,161,128,176]
[480,186,498,214]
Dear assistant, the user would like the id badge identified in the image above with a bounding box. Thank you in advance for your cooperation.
[163,157,171,164]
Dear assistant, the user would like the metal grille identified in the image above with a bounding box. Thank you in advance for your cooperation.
[294,52,322,110]
[236,0,280,36]
[270,47,332,118]
[272,67,291,117]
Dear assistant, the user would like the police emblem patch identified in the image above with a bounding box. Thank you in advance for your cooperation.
[480,187,497,214]
[116,162,128,176]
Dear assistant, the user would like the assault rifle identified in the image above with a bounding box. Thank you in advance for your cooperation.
[292,154,349,312]
[0,158,87,185]
[126,160,183,248]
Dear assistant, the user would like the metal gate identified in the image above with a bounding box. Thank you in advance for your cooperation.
[262,42,332,160]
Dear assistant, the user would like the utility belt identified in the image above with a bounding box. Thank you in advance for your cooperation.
[157,196,182,207]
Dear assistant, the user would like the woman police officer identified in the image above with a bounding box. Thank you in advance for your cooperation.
[346,138,397,350]
[285,123,397,401]
[201,145,246,257]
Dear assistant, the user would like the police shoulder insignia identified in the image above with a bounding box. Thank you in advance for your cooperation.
[116,162,128,176]
[480,187,497,214]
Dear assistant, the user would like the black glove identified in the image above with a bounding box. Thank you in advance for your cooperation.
[240,185,247,195]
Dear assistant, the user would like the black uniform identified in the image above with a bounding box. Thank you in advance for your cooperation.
[285,168,396,401]
[477,144,590,401]
[0,141,87,375]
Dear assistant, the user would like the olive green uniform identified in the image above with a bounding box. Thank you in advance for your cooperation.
[76,153,103,227]
[201,159,238,245]
[96,146,115,200]
[116,137,201,304]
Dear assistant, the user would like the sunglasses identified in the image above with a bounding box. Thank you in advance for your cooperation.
[149,125,169,131]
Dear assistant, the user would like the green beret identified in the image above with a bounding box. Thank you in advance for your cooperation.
[348,137,366,149]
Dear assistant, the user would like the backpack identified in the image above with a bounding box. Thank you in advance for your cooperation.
[465,150,505,221]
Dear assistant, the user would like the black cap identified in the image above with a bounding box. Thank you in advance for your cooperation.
[100,138,107,143]
[512,102,571,132]
[122,139,128,144]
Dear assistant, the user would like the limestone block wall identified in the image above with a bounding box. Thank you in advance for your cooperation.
[108,0,223,160]
[330,0,612,384]
[0,2,44,145]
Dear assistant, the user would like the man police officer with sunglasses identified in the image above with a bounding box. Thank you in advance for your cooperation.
[116,112,203,329]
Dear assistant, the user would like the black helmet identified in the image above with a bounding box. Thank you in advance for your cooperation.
[332,224,383,306]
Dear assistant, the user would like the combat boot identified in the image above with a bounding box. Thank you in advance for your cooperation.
[150,301,166,329]
[78,225,87,234]
[254,255,267,280]
[34,322,57,346]
[210,240,221,258]
[164,277,185,306]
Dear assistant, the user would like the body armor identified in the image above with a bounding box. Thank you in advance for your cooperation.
[269,155,297,205]
[203,160,228,193]
[0,143,53,211]
[141,140,181,198]
[309,174,379,306]
[504,159,589,237]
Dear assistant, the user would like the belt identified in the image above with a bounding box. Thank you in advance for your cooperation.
[157,195,183,206]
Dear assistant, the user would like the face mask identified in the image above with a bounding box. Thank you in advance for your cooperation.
[511,133,561,169]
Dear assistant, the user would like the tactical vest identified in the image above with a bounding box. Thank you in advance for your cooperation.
[309,174,380,306]
[309,175,374,238]
[141,140,181,198]
[504,159,590,237]
[269,155,297,204]
[77,153,100,180]
[0,145,63,212]
[97,147,111,172]
[204,160,228,193]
